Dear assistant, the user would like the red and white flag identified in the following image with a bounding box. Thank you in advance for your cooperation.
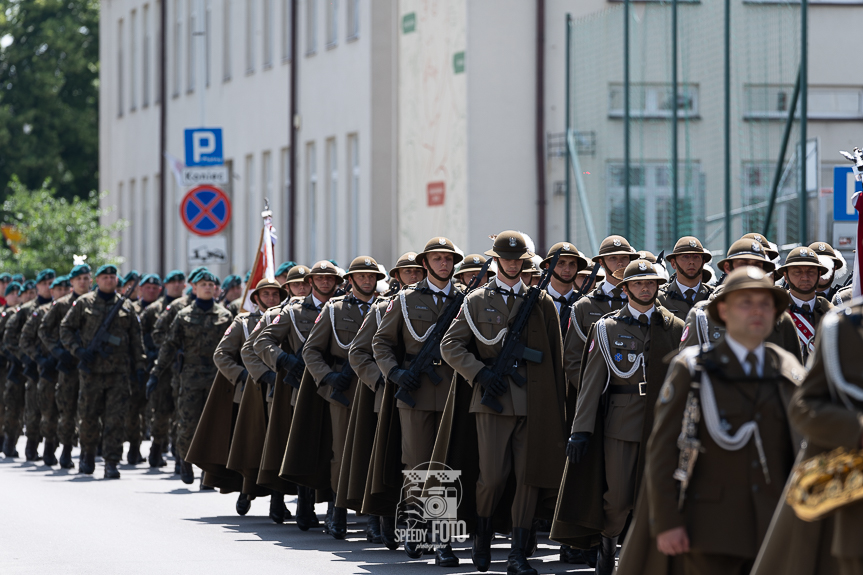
[853,192,863,298]
[240,212,277,312]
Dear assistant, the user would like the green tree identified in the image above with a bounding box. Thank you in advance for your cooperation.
[0,0,99,201]
[0,177,125,277]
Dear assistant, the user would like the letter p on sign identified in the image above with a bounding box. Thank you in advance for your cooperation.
[185,128,224,167]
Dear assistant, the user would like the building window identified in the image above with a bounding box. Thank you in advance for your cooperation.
[744,84,863,120]
[346,0,358,41]
[130,10,137,111]
[306,0,317,55]
[347,134,359,258]
[187,0,195,92]
[246,154,257,256]
[143,4,150,107]
[325,0,337,48]
[280,147,291,250]
[205,3,211,87]
[141,177,150,270]
[246,0,256,73]
[282,0,292,61]
[307,142,317,260]
[118,19,124,117]
[263,0,274,68]
[326,138,337,257]
[173,0,181,97]
[223,0,232,81]
[608,83,699,119]
[155,0,162,104]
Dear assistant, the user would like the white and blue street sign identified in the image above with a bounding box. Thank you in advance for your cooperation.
[834,166,862,221]
[184,128,223,167]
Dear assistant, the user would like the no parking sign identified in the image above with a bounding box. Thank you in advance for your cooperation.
[180,185,232,236]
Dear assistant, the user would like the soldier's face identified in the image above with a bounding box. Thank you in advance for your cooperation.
[195,280,216,300]
[290,281,312,298]
[350,272,378,297]
[50,286,68,299]
[21,289,35,302]
[623,280,658,305]
[601,255,631,273]
[36,279,52,298]
[96,274,118,293]
[726,259,766,274]
[553,256,580,283]
[719,290,775,342]
[785,266,819,294]
[397,267,424,286]
[224,285,243,302]
[311,275,338,297]
[164,279,185,298]
[256,287,282,309]
[275,273,289,286]
[423,252,454,281]
[670,253,705,280]
[497,258,523,281]
[71,274,92,295]
[140,283,162,302]
[457,270,487,287]
[5,292,19,306]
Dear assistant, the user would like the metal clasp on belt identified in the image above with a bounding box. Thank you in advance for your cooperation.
[638,382,647,396]
[432,358,442,367]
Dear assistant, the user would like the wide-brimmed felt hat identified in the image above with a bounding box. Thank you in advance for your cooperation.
[613,259,667,285]
[416,237,464,266]
[389,252,425,278]
[777,246,828,276]
[592,235,638,262]
[485,231,534,260]
[456,254,496,279]
[307,260,345,284]
[250,278,287,305]
[666,236,712,263]
[285,265,312,284]
[741,233,779,260]
[808,241,843,270]
[541,242,589,272]
[707,266,790,325]
[716,238,776,273]
[345,256,386,281]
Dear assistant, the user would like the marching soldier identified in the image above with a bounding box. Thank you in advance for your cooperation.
[0,273,10,307]
[389,252,426,288]
[554,259,684,575]
[809,241,844,301]
[618,266,804,575]
[283,265,313,299]
[20,274,70,465]
[776,247,833,363]
[59,264,147,478]
[1,280,32,458]
[679,238,802,361]
[658,236,715,322]
[453,254,493,291]
[1,281,22,457]
[300,256,383,539]
[373,238,464,564]
[147,270,232,484]
[38,264,91,468]
[440,231,567,575]
[275,261,297,286]
[4,268,55,461]
[520,259,542,287]
[0,279,17,453]
[573,262,605,295]
[254,260,340,526]
[219,275,243,313]
[141,269,186,468]
[541,242,589,338]
[751,301,863,575]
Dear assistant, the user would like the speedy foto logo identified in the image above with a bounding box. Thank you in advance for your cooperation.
[396,463,468,549]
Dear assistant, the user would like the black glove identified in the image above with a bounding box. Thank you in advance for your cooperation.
[75,347,96,364]
[476,367,506,397]
[145,374,159,400]
[276,352,300,372]
[136,368,148,387]
[322,371,342,389]
[388,367,419,391]
[259,371,277,386]
[325,371,350,392]
[566,432,591,465]
[237,369,249,386]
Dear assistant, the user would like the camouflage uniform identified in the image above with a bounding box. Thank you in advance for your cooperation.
[152,300,232,459]
[38,292,82,448]
[59,291,146,463]
[20,301,58,446]
[0,304,16,439]
[3,297,48,447]
[151,294,193,450]
[124,298,159,460]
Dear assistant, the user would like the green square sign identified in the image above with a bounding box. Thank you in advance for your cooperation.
[453,51,465,74]
[402,12,416,34]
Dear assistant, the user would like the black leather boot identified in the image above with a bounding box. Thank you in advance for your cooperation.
[434,528,460,567]
[559,545,582,564]
[404,520,425,559]
[583,544,599,568]
[295,487,313,531]
[380,516,399,550]
[58,444,74,469]
[236,493,252,515]
[24,437,41,461]
[78,449,95,474]
[199,474,215,491]
[42,441,58,466]
[173,457,181,475]
[525,519,539,557]
[595,536,618,575]
[330,506,348,540]
[366,515,383,544]
[179,458,194,485]
[507,527,538,575]
[104,459,121,479]
[323,500,334,535]
[269,492,286,524]
[148,442,166,467]
[472,516,493,572]
[2,434,18,458]
[127,442,143,465]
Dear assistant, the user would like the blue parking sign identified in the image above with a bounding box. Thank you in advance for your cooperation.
[184,128,223,166]
[834,166,862,222]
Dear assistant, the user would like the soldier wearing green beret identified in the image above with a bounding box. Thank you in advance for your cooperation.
[0,280,22,456]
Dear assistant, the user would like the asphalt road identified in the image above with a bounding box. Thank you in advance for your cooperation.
[0,438,593,575]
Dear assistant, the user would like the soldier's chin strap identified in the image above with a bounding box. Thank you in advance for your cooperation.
[786,276,817,297]
[426,268,454,284]
[676,266,704,282]
[624,289,657,308]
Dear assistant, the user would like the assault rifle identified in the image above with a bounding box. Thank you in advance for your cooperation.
[394,257,493,408]
[77,276,140,374]
[480,248,562,413]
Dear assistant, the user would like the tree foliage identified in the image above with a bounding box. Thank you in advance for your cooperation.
[0,177,125,277]
[0,0,99,201]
